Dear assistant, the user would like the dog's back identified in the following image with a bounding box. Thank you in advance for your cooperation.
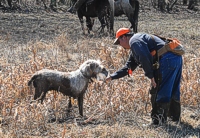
[28,69,71,88]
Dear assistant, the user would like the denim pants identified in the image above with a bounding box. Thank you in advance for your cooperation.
[156,52,183,103]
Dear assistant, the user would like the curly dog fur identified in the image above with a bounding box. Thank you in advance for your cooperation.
[28,59,108,116]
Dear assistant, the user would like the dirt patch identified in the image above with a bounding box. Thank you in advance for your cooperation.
[0,12,78,44]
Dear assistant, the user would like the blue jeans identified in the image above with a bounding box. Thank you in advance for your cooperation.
[156,52,183,103]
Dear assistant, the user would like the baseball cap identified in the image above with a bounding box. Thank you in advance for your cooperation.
[113,28,131,45]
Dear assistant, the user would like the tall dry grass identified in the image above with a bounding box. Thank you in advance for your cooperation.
[0,31,200,137]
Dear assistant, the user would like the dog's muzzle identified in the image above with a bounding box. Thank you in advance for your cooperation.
[102,68,108,77]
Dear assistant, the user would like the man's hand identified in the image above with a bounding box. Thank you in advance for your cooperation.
[151,77,157,88]
[105,77,112,83]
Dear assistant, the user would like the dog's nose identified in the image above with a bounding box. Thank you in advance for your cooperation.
[102,68,108,77]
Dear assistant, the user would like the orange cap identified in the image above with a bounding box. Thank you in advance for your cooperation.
[113,28,131,45]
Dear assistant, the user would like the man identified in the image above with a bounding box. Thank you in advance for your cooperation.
[106,28,183,125]
[67,0,87,13]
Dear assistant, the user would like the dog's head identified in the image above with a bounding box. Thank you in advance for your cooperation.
[80,59,108,81]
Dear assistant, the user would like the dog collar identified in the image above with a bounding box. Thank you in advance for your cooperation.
[80,70,94,83]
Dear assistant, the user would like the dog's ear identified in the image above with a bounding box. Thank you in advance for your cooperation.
[83,64,92,74]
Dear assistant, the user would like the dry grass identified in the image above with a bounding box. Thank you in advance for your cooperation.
[0,1,200,137]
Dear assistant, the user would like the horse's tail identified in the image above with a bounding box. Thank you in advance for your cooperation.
[108,0,114,35]
[133,0,139,32]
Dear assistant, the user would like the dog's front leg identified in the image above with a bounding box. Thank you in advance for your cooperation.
[78,95,84,116]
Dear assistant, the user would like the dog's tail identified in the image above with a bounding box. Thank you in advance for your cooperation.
[28,74,38,86]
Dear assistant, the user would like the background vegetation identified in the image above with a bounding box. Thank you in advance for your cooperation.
[0,0,199,137]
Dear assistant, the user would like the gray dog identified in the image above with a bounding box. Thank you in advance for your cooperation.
[28,59,108,116]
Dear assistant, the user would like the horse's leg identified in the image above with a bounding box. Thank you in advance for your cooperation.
[80,19,85,34]
[108,0,114,35]
[108,13,114,35]
[104,14,113,35]
[124,12,136,32]
[119,3,136,32]
[123,0,139,32]
[133,0,139,32]
[105,15,109,31]
[91,18,95,28]
[86,16,93,34]
[97,15,106,34]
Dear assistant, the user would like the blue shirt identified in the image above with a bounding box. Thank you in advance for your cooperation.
[110,33,165,79]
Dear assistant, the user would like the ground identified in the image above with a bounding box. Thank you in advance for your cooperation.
[0,1,200,137]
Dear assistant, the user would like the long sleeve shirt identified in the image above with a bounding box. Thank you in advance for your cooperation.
[110,33,165,80]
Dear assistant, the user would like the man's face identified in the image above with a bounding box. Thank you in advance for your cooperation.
[118,35,130,49]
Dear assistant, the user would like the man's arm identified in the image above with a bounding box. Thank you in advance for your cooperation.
[109,53,138,80]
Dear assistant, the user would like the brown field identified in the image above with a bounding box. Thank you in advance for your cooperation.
[0,1,200,137]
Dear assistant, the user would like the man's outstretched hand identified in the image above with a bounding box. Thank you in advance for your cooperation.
[151,77,157,88]
[105,77,112,83]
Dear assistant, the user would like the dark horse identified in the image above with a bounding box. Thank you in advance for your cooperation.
[71,0,114,35]
[70,0,139,34]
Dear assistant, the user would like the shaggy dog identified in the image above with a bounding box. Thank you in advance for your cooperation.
[28,59,108,116]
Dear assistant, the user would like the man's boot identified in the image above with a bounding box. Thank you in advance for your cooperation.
[168,99,181,122]
[151,102,170,125]
[150,93,158,125]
